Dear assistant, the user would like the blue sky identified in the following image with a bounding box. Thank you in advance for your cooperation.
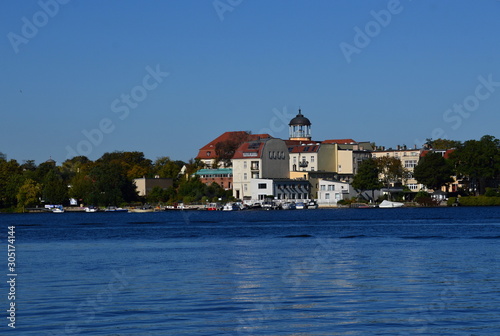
[1,0,500,165]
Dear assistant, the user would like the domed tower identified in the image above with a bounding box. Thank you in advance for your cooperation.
[289,109,311,141]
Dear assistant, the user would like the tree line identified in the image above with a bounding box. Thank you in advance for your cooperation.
[352,135,500,198]
[0,151,231,212]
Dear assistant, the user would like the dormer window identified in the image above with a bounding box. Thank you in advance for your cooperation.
[207,151,211,157]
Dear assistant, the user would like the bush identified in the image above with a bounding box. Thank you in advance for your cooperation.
[447,197,457,206]
[415,191,439,207]
[485,188,500,197]
[454,196,500,206]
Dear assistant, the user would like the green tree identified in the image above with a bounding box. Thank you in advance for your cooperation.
[88,162,138,205]
[98,151,152,179]
[414,152,454,191]
[153,157,184,179]
[375,156,407,200]
[352,158,383,202]
[449,135,500,195]
[16,179,42,212]
[430,138,461,150]
[42,170,68,204]
[0,158,23,208]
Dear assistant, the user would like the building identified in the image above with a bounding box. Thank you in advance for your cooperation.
[195,168,233,190]
[134,177,173,197]
[249,178,311,202]
[231,138,290,200]
[316,179,356,206]
[372,146,423,191]
[196,131,270,168]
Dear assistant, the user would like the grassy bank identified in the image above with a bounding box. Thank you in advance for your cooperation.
[448,196,500,206]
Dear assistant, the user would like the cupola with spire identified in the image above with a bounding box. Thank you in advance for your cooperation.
[289,109,311,141]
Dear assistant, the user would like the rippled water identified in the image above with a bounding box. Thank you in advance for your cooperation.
[2,207,500,335]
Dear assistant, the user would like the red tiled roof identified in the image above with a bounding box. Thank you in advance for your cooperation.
[289,145,320,153]
[232,141,265,159]
[323,139,356,144]
[196,132,271,160]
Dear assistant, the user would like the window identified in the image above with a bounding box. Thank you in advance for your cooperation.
[325,193,330,200]
[244,184,248,192]
[258,183,267,189]
[243,173,247,180]
[207,151,211,157]
[320,185,326,191]
[311,156,315,163]
[243,161,247,169]
[408,184,418,190]
[328,185,334,191]
[404,160,417,168]
[293,157,297,164]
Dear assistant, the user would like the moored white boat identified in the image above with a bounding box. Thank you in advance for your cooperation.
[378,200,404,208]
[306,200,318,209]
[52,206,64,213]
[85,206,98,212]
[222,203,240,211]
[105,206,128,212]
[295,202,306,210]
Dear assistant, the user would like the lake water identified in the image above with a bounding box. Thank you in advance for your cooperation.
[2,207,500,335]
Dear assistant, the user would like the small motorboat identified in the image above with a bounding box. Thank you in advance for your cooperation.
[378,200,404,208]
[52,206,65,213]
[281,202,296,210]
[295,202,307,210]
[306,200,318,209]
[85,206,98,213]
[222,203,240,211]
[206,203,219,211]
[104,206,128,212]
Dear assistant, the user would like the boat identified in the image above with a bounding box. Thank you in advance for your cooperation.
[295,202,307,210]
[281,202,296,210]
[52,206,65,213]
[306,200,318,209]
[128,207,154,213]
[85,206,98,212]
[262,200,279,210]
[104,206,128,212]
[378,200,404,208]
[222,203,240,211]
[206,203,219,211]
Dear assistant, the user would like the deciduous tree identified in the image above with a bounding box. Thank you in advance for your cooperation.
[414,152,454,191]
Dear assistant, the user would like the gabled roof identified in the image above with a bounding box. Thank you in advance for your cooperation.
[196,131,271,160]
[232,141,265,159]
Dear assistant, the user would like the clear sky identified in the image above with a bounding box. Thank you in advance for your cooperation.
[1,0,500,165]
